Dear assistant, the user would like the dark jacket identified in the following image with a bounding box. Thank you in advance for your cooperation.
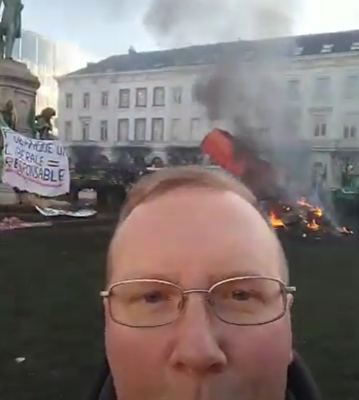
[88,352,321,400]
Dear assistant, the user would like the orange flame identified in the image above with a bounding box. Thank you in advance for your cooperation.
[297,198,323,217]
[341,227,353,235]
[306,219,320,231]
[269,211,285,228]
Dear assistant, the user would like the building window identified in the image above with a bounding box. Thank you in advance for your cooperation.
[344,75,359,99]
[343,125,357,139]
[293,46,303,56]
[286,79,300,101]
[117,118,129,141]
[313,122,326,137]
[313,76,330,100]
[351,125,356,138]
[81,121,90,141]
[285,108,301,135]
[190,118,201,140]
[64,121,72,141]
[153,87,165,106]
[191,84,199,103]
[136,88,147,107]
[134,118,146,141]
[101,91,109,107]
[320,44,333,54]
[170,118,181,141]
[151,118,164,141]
[119,89,130,108]
[100,120,108,141]
[65,93,73,109]
[83,92,90,109]
[171,87,182,104]
[243,50,254,61]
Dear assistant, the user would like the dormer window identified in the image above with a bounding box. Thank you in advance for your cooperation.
[293,46,303,56]
[321,44,333,54]
[243,50,254,61]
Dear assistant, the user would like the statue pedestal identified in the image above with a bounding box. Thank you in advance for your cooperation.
[0,60,40,201]
[0,59,40,134]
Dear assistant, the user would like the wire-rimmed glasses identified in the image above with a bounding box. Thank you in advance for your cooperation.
[100,276,296,328]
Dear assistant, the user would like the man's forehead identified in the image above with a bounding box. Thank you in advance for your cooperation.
[121,187,260,226]
[108,188,284,282]
[113,190,256,245]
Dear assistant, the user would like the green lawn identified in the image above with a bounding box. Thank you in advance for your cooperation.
[0,223,358,400]
[285,236,359,400]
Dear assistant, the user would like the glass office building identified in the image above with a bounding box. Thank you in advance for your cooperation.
[12,30,94,113]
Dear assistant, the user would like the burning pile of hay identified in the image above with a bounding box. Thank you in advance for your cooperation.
[201,128,353,239]
[265,198,352,238]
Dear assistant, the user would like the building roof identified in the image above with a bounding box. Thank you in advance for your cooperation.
[65,29,359,78]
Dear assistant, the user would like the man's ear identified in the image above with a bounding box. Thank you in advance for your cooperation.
[289,347,294,364]
[287,294,294,310]
[287,294,294,364]
[103,297,111,323]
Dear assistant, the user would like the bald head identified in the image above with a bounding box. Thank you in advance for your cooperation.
[108,173,288,285]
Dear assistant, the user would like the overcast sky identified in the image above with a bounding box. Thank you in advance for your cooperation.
[22,0,359,60]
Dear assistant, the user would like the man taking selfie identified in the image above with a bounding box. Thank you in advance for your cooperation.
[95,166,321,400]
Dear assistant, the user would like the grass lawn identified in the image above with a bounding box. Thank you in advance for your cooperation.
[0,222,358,400]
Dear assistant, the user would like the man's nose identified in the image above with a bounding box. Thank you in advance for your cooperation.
[169,295,227,377]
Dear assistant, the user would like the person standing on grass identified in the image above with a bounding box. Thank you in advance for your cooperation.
[97,166,321,400]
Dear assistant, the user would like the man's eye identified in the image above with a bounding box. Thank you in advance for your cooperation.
[142,291,166,303]
[232,290,252,301]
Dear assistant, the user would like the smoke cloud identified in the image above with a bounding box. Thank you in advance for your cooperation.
[143,0,314,196]
[52,0,310,193]
[143,0,299,47]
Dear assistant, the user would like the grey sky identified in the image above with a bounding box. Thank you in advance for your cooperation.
[23,0,155,57]
[22,0,359,60]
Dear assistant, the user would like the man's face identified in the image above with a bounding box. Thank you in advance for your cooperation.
[105,188,293,400]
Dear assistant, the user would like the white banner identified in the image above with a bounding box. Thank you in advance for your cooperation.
[1,126,70,197]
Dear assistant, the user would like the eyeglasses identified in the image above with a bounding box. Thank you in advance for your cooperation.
[100,277,296,328]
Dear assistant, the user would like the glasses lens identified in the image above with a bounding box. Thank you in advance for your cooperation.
[210,277,285,325]
[109,280,183,327]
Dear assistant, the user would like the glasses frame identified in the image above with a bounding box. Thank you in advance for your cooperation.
[100,276,296,328]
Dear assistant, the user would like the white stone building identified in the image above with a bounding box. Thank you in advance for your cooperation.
[57,29,359,187]
[57,63,209,164]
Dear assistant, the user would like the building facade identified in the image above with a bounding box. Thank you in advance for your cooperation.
[12,30,94,113]
[57,30,359,187]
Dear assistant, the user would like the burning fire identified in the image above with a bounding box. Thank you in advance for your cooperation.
[306,219,319,231]
[269,211,284,228]
[267,198,353,237]
[200,128,353,239]
[297,198,323,217]
[340,226,353,235]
